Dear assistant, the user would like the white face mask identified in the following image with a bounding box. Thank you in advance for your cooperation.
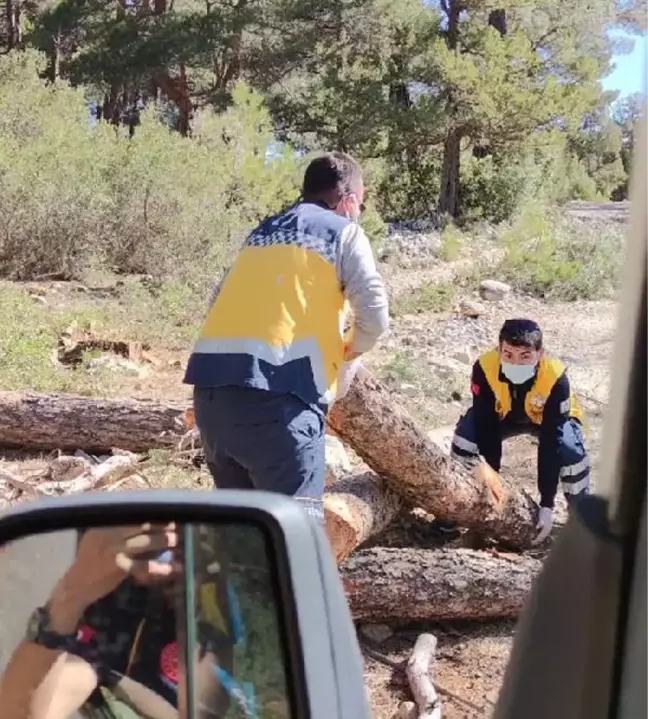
[501,362,537,385]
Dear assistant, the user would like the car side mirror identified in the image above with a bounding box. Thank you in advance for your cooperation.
[0,490,371,719]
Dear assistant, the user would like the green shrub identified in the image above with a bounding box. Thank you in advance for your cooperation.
[438,222,464,261]
[497,203,624,300]
[460,153,526,224]
[0,51,109,280]
[376,149,442,222]
[361,202,388,247]
[390,281,456,316]
[0,52,302,286]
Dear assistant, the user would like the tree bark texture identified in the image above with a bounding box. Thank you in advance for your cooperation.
[4,0,21,51]
[0,378,539,546]
[0,391,186,453]
[437,0,463,217]
[0,390,402,557]
[325,472,403,563]
[438,126,462,217]
[341,546,542,623]
[328,368,538,549]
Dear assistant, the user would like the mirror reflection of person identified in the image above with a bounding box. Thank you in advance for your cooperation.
[0,524,235,719]
[437,319,590,545]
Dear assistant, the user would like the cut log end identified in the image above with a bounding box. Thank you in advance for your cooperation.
[325,472,403,563]
[325,501,359,563]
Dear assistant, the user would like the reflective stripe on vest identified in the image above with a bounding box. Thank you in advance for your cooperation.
[478,349,584,425]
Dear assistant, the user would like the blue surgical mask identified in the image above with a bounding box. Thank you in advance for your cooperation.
[501,362,537,385]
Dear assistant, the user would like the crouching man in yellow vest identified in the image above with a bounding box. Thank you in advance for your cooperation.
[445,318,589,545]
[183,152,389,524]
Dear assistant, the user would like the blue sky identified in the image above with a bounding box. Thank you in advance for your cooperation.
[603,32,647,98]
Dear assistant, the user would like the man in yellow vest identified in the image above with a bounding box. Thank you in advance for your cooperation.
[447,318,589,545]
[184,152,389,523]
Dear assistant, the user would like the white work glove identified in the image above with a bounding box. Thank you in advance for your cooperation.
[532,506,554,545]
[335,358,363,401]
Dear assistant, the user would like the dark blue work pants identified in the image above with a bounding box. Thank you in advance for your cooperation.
[193,386,326,523]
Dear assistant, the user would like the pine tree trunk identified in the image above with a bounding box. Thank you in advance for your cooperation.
[0,376,539,547]
[47,33,61,84]
[342,546,541,622]
[437,0,464,218]
[438,127,462,217]
[5,0,21,50]
[328,369,539,549]
[0,391,187,453]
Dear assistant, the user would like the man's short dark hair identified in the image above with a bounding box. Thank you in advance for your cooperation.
[302,152,363,207]
[499,319,543,351]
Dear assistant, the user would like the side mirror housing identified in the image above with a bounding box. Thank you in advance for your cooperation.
[0,490,371,719]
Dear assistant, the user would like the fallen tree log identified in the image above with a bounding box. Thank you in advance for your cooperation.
[341,546,542,623]
[329,368,538,548]
[0,391,186,453]
[0,390,398,558]
[324,472,403,563]
[0,379,538,547]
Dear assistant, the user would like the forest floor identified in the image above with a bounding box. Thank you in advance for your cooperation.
[0,201,623,717]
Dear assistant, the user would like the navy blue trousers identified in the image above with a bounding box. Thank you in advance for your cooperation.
[451,407,590,503]
[193,386,326,523]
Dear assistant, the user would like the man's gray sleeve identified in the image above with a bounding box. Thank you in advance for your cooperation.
[337,224,390,354]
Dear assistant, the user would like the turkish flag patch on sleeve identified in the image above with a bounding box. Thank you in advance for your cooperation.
[472,383,481,396]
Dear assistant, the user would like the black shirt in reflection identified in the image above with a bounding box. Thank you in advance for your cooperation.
[78,578,180,707]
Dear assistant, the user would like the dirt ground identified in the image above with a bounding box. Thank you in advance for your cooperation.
[0,216,620,717]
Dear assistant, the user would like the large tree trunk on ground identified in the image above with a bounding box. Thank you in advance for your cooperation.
[0,381,537,547]
[325,472,403,563]
[0,391,400,557]
[328,369,538,549]
[0,391,186,453]
[342,546,541,623]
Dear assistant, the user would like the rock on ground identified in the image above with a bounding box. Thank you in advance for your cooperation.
[460,299,486,318]
[479,280,511,302]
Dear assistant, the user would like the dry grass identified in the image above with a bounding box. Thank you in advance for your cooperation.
[0,278,200,398]
[390,281,457,317]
